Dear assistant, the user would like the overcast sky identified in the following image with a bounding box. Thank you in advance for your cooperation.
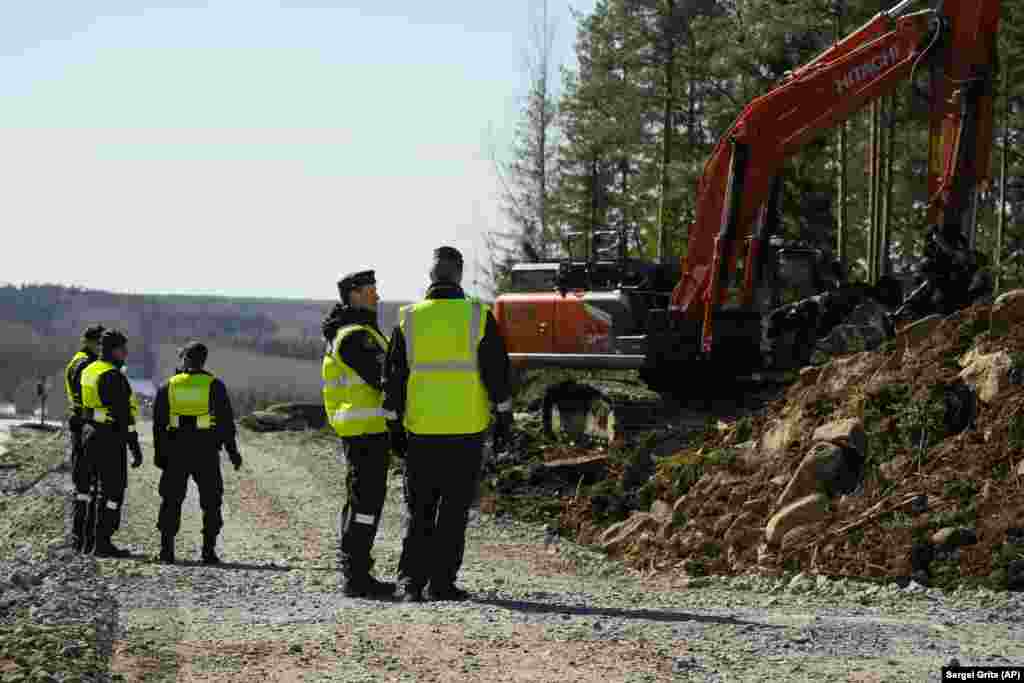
[1,0,594,301]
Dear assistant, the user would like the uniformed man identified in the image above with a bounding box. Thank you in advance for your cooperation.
[383,246,514,603]
[153,342,242,565]
[322,269,396,598]
[65,324,105,552]
[79,329,144,557]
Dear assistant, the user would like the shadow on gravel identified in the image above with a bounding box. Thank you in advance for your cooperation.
[102,555,292,571]
[476,597,782,629]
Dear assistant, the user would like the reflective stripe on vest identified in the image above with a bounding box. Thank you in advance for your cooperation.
[168,372,216,430]
[400,299,491,435]
[323,324,389,437]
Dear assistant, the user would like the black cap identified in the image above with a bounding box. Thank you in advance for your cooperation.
[178,341,209,368]
[433,246,463,265]
[81,325,106,343]
[100,329,128,353]
[337,269,376,301]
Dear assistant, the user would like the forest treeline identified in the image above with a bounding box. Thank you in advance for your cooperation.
[489,0,1024,292]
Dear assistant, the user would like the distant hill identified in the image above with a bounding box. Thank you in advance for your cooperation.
[0,284,410,408]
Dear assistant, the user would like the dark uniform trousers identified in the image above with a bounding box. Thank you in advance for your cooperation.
[338,433,391,577]
[78,424,129,545]
[397,434,484,591]
[156,433,225,539]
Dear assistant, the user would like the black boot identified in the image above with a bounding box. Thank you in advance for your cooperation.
[93,506,130,558]
[340,557,395,599]
[340,573,395,599]
[159,533,175,564]
[201,534,220,565]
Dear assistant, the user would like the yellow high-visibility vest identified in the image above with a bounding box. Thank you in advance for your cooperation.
[64,351,92,410]
[322,324,392,437]
[400,298,491,435]
[168,372,216,430]
[81,360,137,432]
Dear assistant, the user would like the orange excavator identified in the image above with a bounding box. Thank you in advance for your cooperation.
[494,0,1001,430]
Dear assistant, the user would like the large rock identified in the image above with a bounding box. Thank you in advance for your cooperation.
[958,350,1014,404]
[812,418,867,459]
[894,314,944,351]
[239,403,326,432]
[765,493,829,546]
[990,289,1024,336]
[600,513,659,554]
[776,441,861,509]
[759,409,804,456]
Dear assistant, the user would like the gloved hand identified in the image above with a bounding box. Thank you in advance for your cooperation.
[492,410,513,454]
[129,438,143,468]
[228,449,243,471]
[387,420,408,458]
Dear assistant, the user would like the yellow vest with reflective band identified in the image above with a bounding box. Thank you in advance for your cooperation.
[168,372,215,430]
[64,351,92,410]
[401,298,491,435]
[322,324,392,437]
[81,360,137,433]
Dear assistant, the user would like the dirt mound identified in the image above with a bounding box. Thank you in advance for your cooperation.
[550,302,1024,589]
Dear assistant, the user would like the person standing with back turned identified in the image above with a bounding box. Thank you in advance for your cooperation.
[383,246,513,603]
[153,342,242,565]
[322,270,397,598]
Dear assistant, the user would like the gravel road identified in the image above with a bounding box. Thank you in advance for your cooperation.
[7,425,1023,681]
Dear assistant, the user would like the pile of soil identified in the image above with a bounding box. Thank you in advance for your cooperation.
[547,303,1024,588]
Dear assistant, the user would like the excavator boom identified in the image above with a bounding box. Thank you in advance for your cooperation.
[671,0,1001,353]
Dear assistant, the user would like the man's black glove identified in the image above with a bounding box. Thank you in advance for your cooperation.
[129,437,143,468]
[154,451,167,470]
[387,420,408,458]
[493,410,513,454]
[227,447,243,471]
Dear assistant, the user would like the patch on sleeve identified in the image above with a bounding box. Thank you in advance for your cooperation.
[354,513,376,525]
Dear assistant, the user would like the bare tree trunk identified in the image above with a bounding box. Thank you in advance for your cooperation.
[995,62,1009,295]
[880,93,896,278]
[867,100,881,283]
[835,6,849,267]
[536,0,551,251]
[655,0,676,264]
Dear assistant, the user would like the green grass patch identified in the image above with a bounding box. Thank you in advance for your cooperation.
[0,429,66,493]
[0,621,112,682]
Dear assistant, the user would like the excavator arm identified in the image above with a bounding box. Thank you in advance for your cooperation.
[671,0,1001,354]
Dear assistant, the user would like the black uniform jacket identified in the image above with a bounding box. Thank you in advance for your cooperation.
[323,306,387,391]
[382,283,511,425]
[152,369,239,459]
